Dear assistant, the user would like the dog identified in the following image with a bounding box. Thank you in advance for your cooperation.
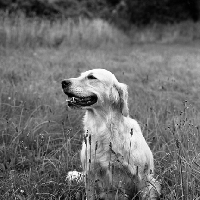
[62,69,160,200]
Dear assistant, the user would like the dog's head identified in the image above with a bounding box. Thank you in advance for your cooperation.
[62,69,129,116]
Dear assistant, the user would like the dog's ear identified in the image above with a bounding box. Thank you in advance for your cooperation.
[117,82,129,117]
[110,81,129,117]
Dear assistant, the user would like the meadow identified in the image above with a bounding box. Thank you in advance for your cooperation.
[0,15,200,199]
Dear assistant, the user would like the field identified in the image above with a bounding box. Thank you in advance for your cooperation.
[0,16,200,199]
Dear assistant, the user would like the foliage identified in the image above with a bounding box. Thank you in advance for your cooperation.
[0,0,199,26]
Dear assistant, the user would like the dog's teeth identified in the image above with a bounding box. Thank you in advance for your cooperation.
[66,97,76,102]
[71,97,76,102]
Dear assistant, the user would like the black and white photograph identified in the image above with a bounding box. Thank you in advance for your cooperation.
[0,0,200,199]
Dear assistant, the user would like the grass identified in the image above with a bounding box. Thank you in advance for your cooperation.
[0,16,200,199]
[0,14,128,49]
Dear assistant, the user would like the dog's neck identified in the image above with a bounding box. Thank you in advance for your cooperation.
[83,107,123,136]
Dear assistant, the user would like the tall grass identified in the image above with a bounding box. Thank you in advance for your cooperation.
[129,21,200,43]
[0,15,200,199]
[0,15,128,49]
[1,15,200,50]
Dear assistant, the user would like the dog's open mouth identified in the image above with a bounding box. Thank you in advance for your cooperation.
[65,92,98,107]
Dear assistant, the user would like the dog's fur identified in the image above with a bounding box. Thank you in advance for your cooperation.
[62,69,160,199]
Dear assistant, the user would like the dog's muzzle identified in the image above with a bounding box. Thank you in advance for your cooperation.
[62,80,98,107]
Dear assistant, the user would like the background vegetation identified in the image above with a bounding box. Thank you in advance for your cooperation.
[0,0,200,27]
[0,0,200,199]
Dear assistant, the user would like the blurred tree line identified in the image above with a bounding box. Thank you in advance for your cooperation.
[0,0,199,26]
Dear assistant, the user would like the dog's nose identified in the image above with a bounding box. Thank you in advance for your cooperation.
[62,80,71,88]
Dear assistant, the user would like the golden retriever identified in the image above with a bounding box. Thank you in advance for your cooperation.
[62,69,160,200]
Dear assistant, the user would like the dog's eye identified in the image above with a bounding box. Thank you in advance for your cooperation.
[87,75,97,80]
